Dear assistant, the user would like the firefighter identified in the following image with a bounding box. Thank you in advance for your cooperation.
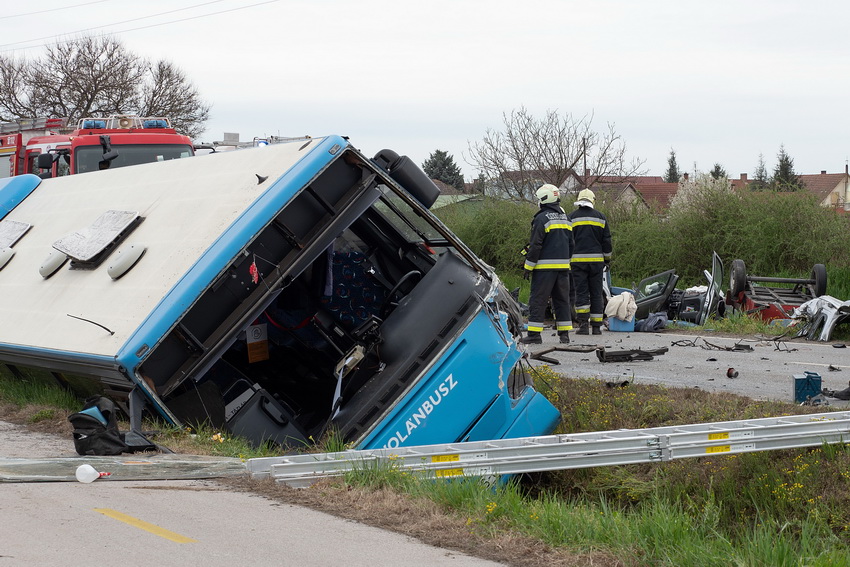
[521,184,574,345]
[567,188,612,335]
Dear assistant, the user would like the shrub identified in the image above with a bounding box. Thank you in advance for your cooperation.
[435,198,535,277]
[435,187,850,298]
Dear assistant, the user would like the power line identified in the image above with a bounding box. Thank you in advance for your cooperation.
[0,0,110,20]
[0,0,229,49]
[0,0,279,53]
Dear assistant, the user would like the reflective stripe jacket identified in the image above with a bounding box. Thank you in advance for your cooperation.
[524,203,573,271]
[567,205,611,263]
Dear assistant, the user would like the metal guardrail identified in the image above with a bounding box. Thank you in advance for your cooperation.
[247,411,850,488]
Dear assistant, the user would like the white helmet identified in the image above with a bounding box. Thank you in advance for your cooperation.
[577,188,595,204]
[536,184,560,205]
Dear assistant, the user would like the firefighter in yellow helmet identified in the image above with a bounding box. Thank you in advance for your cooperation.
[566,188,612,335]
[521,184,574,345]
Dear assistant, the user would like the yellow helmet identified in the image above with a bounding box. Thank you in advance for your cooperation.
[536,184,560,205]
[577,188,595,204]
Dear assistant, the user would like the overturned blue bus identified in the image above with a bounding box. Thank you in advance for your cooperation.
[0,135,560,451]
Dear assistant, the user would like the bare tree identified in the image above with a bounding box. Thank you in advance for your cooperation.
[467,107,645,202]
[0,35,209,137]
[140,60,210,138]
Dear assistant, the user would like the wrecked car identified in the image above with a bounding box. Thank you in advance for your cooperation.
[606,252,725,325]
[0,136,560,450]
[728,259,827,321]
[791,295,850,341]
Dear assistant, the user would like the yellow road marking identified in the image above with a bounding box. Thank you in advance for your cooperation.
[94,508,196,543]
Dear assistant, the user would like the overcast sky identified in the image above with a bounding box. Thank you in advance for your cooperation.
[3,0,848,181]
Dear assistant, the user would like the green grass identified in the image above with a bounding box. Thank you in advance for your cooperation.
[339,371,850,566]
[0,367,81,412]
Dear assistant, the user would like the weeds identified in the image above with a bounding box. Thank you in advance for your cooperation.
[331,372,850,565]
[27,408,56,423]
[0,367,81,412]
[435,192,850,301]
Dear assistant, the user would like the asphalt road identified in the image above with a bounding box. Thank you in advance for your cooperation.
[1,479,504,567]
[526,327,850,408]
[0,421,503,567]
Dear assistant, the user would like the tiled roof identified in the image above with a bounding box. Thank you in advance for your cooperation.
[729,172,849,201]
[634,182,679,212]
[590,175,665,185]
[500,168,583,186]
[587,181,637,201]
[798,173,848,202]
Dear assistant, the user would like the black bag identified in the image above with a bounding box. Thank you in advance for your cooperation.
[67,396,129,456]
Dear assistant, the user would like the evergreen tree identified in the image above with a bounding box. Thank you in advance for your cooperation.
[751,154,769,191]
[709,163,727,180]
[771,144,805,191]
[422,150,466,191]
[664,149,680,183]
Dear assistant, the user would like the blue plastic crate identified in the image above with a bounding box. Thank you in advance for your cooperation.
[609,317,634,332]
[793,371,822,403]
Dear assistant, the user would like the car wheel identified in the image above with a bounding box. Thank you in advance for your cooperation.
[730,259,747,297]
[811,264,827,297]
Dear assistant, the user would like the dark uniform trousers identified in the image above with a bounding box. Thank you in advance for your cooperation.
[572,262,605,326]
[527,270,572,333]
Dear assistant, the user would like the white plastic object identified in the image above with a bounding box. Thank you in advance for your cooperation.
[39,250,68,278]
[0,247,14,271]
[107,244,146,279]
[75,464,111,483]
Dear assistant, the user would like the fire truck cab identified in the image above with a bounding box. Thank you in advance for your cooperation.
[1,115,194,178]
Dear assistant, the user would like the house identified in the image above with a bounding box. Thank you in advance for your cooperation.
[582,181,649,211]
[799,168,850,210]
[731,167,850,210]
[489,169,584,201]
[430,178,482,209]
[632,181,680,213]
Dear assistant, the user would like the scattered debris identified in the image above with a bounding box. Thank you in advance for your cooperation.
[829,365,842,372]
[671,337,753,352]
[1,454,248,483]
[596,347,668,363]
[791,296,850,341]
[800,394,830,406]
[702,339,753,352]
[773,340,798,352]
[529,344,622,365]
[822,382,850,400]
[726,368,739,378]
[605,380,631,388]
[834,344,847,349]
[75,464,111,483]
[533,354,560,365]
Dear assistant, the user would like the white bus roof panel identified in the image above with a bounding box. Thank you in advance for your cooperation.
[0,137,330,358]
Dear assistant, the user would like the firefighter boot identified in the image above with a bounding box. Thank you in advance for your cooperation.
[592,323,602,335]
[520,331,542,345]
[559,331,570,344]
[576,319,590,335]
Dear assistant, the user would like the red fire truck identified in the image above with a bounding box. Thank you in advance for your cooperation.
[0,115,194,178]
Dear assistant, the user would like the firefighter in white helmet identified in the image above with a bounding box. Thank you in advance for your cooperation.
[520,184,574,345]
[567,188,612,335]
